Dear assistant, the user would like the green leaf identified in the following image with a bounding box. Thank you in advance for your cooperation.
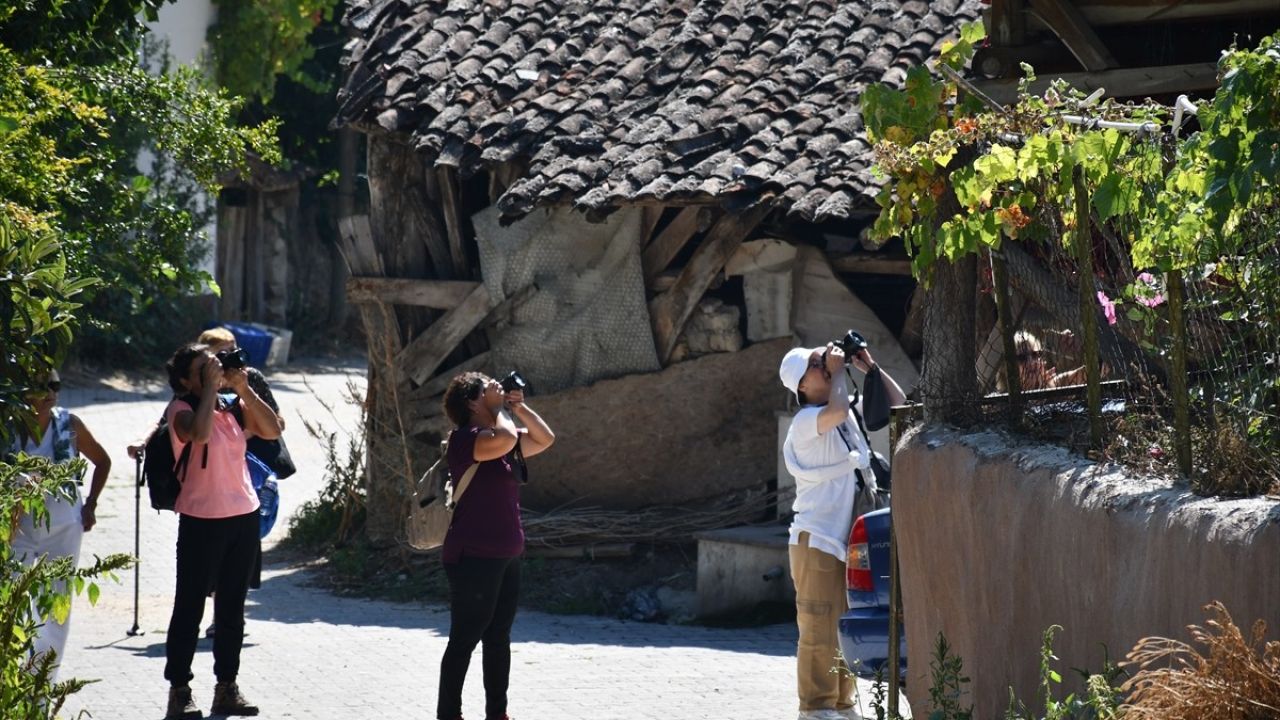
[87,582,100,606]
[51,594,72,624]
[960,21,986,45]
[0,115,18,133]
[1092,174,1135,220]
[130,175,152,193]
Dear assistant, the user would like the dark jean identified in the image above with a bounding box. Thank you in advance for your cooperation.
[436,555,521,720]
[163,511,259,685]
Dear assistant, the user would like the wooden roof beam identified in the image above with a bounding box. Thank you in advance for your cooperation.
[828,252,913,276]
[394,284,537,386]
[347,277,481,308]
[1027,0,1116,72]
[972,62,1219,106]
[641,206,718,285]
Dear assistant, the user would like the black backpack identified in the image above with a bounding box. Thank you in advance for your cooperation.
[142,395,198,511]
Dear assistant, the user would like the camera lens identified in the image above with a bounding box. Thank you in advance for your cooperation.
[217,347,248,370]
[500,371,526,393]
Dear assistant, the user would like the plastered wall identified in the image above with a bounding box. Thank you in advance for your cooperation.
[894,426,1280,718]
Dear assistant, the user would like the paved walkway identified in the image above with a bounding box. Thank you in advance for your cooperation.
[52,357,902,720]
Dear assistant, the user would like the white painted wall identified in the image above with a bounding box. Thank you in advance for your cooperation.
[141,0,220,280]
[147,0,217,67]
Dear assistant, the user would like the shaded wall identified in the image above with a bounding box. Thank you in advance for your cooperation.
[894,426,1280,718]
[523,338,791,510]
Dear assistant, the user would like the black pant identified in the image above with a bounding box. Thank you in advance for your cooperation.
[437,555,521,720]
[164,511,259,685]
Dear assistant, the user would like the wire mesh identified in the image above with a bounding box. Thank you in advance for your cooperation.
[927,186,1280,497]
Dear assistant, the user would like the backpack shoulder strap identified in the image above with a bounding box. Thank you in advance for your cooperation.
[166,396,197,479]
[451,463,480,505]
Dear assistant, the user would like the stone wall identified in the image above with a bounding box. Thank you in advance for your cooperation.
[894,426,1280,718]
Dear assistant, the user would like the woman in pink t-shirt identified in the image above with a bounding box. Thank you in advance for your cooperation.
[160,343,281,720]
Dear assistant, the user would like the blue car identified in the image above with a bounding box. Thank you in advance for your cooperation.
[837,506,906,679]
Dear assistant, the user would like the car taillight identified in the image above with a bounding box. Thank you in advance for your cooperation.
[847,514,872,591]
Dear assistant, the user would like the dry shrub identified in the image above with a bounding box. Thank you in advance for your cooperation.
[1192,424,1276,498]
[1120,602,1280,719]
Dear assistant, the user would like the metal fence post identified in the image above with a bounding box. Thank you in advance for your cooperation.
[1072,168,1103,449]
[887,407,904,718]
[1168,269,1193,476]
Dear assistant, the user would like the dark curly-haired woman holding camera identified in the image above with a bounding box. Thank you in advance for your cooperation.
[436,371,554,720]
[161,342,282,719]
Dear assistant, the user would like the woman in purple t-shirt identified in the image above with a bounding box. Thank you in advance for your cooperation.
[437,371,554,720]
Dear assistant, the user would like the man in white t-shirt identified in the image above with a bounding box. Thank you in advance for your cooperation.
[778,342,906,720]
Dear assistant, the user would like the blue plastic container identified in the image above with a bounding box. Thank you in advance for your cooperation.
[221,322,273,369]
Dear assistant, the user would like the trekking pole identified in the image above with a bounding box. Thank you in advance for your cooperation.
[128,452,144,637]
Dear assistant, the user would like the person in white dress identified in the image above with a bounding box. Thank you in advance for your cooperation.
[7,369,112,682]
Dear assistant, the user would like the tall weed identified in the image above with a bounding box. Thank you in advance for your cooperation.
[286,379,366,549]
[1121,601,1280,719]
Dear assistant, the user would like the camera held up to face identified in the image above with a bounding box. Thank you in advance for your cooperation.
[499,371,527,394]
[823,329,868,366]
[216,347,249,371]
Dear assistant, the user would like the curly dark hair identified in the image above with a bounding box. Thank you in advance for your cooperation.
[442,372,489,427]
[166,343,209,394]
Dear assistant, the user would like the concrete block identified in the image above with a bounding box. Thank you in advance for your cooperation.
[694,525,794,618]
[744,269,792,341]
[777,411,796,516]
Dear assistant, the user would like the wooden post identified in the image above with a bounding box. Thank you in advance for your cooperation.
[1168,269,1192,476]
[991,249,1023,417]
[437,166,472,279]
[1072,168,1103,449]
[331,127,358,327]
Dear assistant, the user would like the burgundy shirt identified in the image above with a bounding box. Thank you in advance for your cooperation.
[441,425,525,564]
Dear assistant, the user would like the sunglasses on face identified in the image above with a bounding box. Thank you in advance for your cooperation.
[46,381,61,392]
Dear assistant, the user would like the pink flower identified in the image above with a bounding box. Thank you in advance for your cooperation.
[1097,291,1118,325]
[1134,272,1166,308]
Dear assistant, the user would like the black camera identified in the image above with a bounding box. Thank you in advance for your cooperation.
[823,330,868,365]
[499,371,527,394]
[835,330,868,355]
[216,347,249,370]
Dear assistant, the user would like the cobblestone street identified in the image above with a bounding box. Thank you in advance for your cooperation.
[51,357,898,720]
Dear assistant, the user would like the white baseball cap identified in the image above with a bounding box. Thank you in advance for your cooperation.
[779,346,820,400]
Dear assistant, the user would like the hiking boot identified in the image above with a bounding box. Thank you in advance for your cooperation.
[165,685,202,720]
[210,681,259,716]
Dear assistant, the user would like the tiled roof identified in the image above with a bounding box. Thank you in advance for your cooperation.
[335,0,982,221]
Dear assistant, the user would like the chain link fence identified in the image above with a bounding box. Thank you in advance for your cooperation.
[916,201,1280,498]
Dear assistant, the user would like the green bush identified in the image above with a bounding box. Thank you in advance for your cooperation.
[0,456,133,719]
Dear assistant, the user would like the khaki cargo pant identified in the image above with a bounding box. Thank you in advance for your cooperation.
[789,532,854,712]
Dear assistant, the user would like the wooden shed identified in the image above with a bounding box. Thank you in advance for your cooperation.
[331,0,985,544]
